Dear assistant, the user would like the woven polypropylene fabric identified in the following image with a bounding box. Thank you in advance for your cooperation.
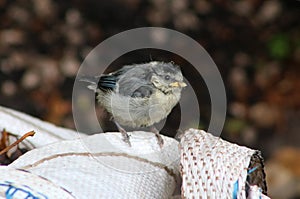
[180,129,256,199]
[0,105,84,147]
[0,167,74,198]
[9,132,180,199]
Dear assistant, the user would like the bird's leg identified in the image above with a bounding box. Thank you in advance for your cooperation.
[150,126,164,148]
[175,129,184,141]
[113,120,131,147]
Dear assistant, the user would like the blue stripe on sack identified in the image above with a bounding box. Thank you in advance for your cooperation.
[248,166,258,174]
[232,180,239,199]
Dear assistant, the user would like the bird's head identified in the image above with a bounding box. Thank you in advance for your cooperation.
[150,61,187,94]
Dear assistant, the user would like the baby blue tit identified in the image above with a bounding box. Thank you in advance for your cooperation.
[82,61,186,147]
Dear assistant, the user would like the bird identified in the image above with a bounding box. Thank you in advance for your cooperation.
[81,61,187,147]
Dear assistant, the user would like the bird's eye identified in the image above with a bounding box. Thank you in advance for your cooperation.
[164,75,170,80]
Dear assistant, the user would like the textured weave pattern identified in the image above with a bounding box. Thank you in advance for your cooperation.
[0,167,74,198]
[180,129,257,199]
[9,132,180,199]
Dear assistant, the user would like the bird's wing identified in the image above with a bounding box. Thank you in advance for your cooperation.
[98,74,117,91]
[117,77,154,98]
[97,64,140,91]
[82,63,154,97]
[131,85,153,98]
[116,66,154,98]
[79,74,117,92]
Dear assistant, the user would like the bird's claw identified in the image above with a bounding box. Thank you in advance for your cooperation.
[114,120,132,147]
[155,134,164,148]
[150,126,164,148]
[121,131,132,147]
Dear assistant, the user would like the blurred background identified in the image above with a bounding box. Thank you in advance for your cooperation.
[0,0,299,198]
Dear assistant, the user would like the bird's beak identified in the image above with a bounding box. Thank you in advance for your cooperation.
[169,81,187,88]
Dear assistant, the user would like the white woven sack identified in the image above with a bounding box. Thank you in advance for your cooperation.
[9,131,180,199]
[1,106,270,198]
[0,106,83,148]
[180,128,267,199]
[0,166,74,199]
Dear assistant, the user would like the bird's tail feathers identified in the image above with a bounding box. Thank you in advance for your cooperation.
[79,75,99,92]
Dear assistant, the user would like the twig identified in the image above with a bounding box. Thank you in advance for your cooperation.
[0,131,35,156]
[0,129,8,149]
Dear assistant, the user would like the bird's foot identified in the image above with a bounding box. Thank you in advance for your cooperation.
[150,126,164,148]
[175,129,184,141]
[155,134,164,148]
[114,120,131,147]
[120,129,131,147]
